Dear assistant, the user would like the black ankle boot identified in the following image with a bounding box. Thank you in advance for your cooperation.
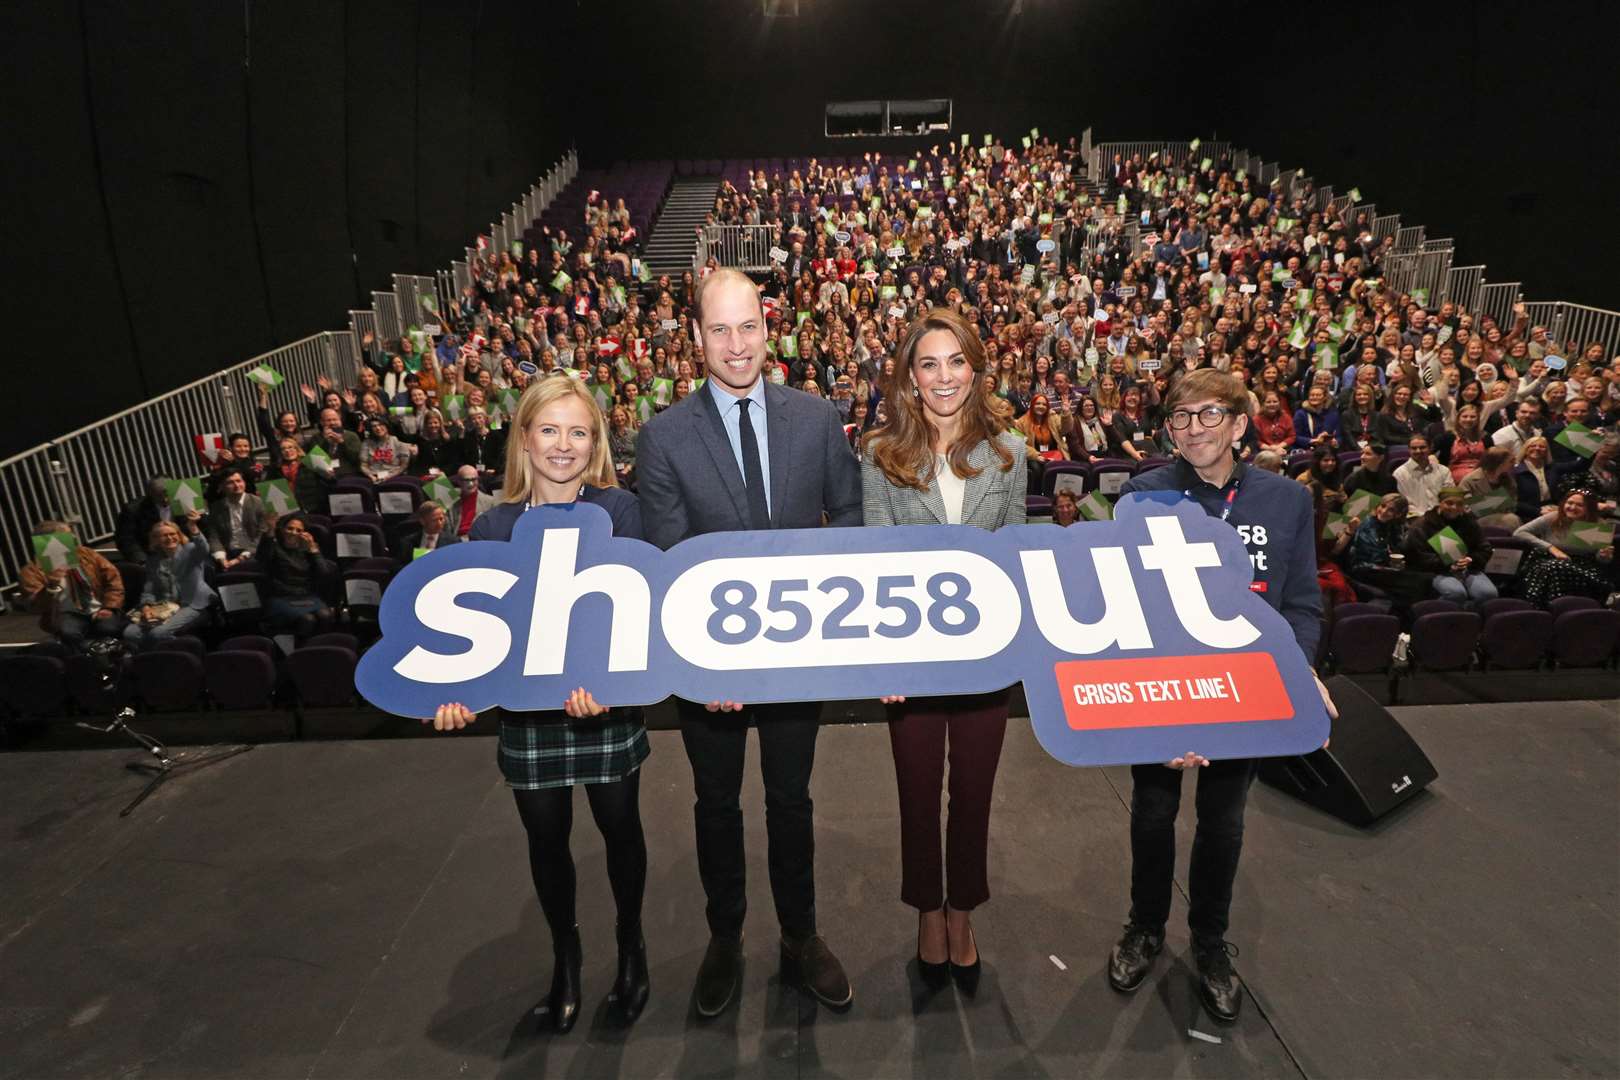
[611,922,650,1023]
[546,926,582,1034]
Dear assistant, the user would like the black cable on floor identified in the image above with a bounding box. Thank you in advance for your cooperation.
[1097,767,1311,1080]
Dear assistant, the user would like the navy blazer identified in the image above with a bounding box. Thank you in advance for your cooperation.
[635,379,863,550]
[469,485,643,543]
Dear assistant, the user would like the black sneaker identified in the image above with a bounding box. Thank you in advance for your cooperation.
[1192,937,1242,1023]
[1106,924,1164,993]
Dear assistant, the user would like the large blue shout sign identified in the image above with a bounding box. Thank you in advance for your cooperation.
[356,495,1329,767]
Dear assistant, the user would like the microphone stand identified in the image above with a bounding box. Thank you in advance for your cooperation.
[76,706,255,818]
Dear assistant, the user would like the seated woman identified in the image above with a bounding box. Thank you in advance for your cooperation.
[1514,490,1616,608]
[256,512,339,639]
[405,408,460,477]
[1458,446,1522,530]
[1346,493,1433,608]
[1252,391,1295,456]
[361,415,414,482]
[122,513,214,651]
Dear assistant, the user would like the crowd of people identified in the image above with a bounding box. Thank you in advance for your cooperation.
[20,134,1620,654]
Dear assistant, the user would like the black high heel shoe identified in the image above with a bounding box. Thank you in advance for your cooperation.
[545,926,582,1033]
[916,911,950,989]
[948,911,981,996]
[610,923,650,1023]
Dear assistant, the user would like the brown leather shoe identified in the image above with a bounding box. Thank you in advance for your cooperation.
[780,933,853,1010]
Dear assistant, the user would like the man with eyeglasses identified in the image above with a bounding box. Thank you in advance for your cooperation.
[1103,369,1336,1026]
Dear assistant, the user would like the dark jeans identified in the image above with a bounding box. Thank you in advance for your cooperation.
[677,698,820,940]
[57,612,125,649]
[510,772,647,941]
[888,691,1008,912]
[1128,758,1258,941]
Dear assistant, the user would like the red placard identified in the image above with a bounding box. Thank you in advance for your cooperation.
[1054,651,1293,731]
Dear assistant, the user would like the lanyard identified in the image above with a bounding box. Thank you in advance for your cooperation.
[1186,477,1241,522]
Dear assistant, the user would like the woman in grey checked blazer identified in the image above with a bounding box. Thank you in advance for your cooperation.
[861,307,1026,995]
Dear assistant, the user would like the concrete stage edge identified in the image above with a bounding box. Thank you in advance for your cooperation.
[2,702,1616,1079]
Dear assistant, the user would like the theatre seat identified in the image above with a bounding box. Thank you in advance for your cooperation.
[205,650,277,709]
[1551,609,1619,668]
[287,646,357,707]
[1478,610,1553,671]
[1408,611,1480,672]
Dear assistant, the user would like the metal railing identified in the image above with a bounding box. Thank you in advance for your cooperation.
[1479,282,1523,327]
[0,149,579,596]
[697,225,776,272]
[1445,265,1485,315]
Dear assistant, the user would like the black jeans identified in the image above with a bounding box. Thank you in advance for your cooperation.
[510,772,647,942]
[1127,758,1258,941]
[677,699,820,940]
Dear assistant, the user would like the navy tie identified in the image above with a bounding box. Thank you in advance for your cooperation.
[737,398,770,530]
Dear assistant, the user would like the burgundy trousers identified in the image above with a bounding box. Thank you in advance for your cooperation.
[887,689,1009,912]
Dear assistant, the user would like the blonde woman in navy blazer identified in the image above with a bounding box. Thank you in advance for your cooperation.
[861,306,1026,994]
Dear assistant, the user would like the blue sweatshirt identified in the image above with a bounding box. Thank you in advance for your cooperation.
[1121,458,1321,662]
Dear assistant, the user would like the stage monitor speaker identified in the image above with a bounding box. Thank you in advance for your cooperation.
[1258,675,1437,826]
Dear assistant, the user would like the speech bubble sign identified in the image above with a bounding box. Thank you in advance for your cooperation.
[357,497,1327,767]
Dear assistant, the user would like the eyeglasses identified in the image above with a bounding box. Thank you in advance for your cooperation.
[1167,405,1236,430]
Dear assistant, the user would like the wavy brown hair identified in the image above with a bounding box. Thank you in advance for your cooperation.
[863,308,1013,491]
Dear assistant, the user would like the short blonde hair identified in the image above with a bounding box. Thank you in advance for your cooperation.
[499,377,617,504]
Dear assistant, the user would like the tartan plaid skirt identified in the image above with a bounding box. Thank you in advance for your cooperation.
[496,708,650,791]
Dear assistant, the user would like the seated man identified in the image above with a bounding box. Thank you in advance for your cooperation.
[391,501,460,560]
[114,478,172,565]
[206,468,268,570]
[448,465,496,539]
[19,520,126,649]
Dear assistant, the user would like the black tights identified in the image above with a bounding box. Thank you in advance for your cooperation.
[510,772,647,942]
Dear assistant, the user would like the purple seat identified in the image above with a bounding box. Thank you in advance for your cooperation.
[333,522,387,562]
[306,632,359,653]
[204,650,276,709]
[0,656,65,717]
[1328,614,1401,675]
[1329,601,1384,623]
[287,646,357,707]
[1551,609,1620,668]
[1041,461,1089,498]
[1480,525,1514,540]
[307,522,333,558]
[218,635,276,656]
[375,480,423,520]
[349,556,397,575]
[1409,598,1461,620]
[132,650,204,709]
[1409,611,1481,672]
[1480,597,1534,622]
[343,569,390,616]
[328,482,377,517]
[1091,462,1134,499]
[1135,456,1173,474]
[1478,609,1553,670]
[1547,595,1601,617]
[150,635,206,659]
[65,653,133,713]
[1026,495,1053,516]
[1286,450,1314,474]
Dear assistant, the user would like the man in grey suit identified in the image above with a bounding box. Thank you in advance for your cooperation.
[636,269,862,1018]
[205,468,268,571]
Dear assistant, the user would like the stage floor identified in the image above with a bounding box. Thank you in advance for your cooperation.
[2,702,1616,1079]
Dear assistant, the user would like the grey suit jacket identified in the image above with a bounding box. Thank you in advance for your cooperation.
[636,380,863,550]
[862,431,1028,530]
[205,493,267,555]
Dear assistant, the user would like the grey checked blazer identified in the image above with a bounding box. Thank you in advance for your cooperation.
[862,431,1028,530]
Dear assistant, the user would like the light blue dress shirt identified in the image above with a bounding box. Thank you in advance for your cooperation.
[706,376,771,514]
